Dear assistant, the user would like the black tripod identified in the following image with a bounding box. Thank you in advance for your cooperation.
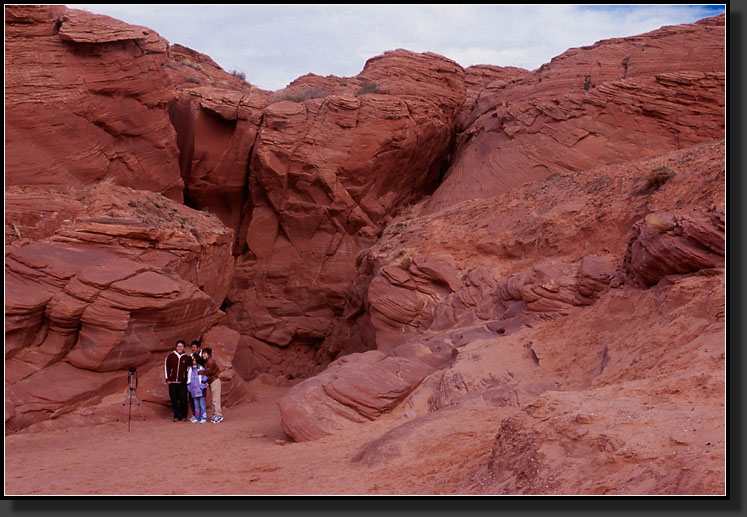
[113,367,150,435]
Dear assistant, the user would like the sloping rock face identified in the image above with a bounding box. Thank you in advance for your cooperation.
[343,271,724,495]
[277,351,434,442]
[473,272,725,495]
[330,138,724,359]
[5,184,233,430]
[457,64,531,139]
[281,135,724,446]
[425,14,725,214]
[223,50,466,375]
[4,6,183,199]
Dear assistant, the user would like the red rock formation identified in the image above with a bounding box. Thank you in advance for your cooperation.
[4,6,726,495]
[338,270,724,494]
[425,14,725,214]
[475,272,726,494]
[4,6,183,199]
[285,131,724,443]
[328,138,724,359]
[457,64,531,135]
[623,206,725,287]
[164,44,272,245]
[361,254,618,356]
[277,350,434,442]
[224,49,466,374]
[4,184,233,430]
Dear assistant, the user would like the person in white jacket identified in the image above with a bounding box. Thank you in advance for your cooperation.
[164,340,189,421]
[186,355,209,423]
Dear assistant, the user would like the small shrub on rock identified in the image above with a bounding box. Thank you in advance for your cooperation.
[270,87,331,103]
[635,165,675,195]
[179,59,202,71]
[646,166,675,191]
[356,80,381,96]
[229,69,246,81]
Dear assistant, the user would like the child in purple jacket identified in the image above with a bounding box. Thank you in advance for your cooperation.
[186,355,208,423]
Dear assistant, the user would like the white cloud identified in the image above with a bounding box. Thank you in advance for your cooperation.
[67,4,725,90]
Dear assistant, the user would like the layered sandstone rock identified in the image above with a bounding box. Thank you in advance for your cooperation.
[164,44,272,244]
[476,274,725,494]
[344,271,724,494]
[425,14,725,214]
[328,139,724,360]
[623,205,725,287]
[4,184,234,430]
[277,350,434,442]
[281,132,723,442]
[4,6,183,199]
[4,7,726,496]
[224,49,467,374]
[457,64,531,135]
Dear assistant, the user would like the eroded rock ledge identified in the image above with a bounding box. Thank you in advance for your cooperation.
[4,184,240,430]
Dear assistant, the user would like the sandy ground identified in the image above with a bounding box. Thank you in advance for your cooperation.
[4,380,473,496]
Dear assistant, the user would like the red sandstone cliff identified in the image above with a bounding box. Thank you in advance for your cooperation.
[5,6,183,199]
[426,15,724,214]
[4,6,725,495]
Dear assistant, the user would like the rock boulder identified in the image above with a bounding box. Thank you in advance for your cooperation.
[277,350,434,442]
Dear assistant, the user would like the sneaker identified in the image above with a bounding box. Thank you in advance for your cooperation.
[213,416,224,423]
[199,419,207,423]
[189,416,198,423]
[172,417,179,422]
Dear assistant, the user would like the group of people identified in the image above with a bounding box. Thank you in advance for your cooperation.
[164,340,223,424]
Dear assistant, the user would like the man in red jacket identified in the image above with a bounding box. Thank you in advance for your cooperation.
[164,340,190,421]
[200,347,223,423]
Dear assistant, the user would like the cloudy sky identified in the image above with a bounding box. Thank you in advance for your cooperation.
[67,4,726,91]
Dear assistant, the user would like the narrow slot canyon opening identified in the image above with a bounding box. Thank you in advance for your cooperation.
[167,101,196,209]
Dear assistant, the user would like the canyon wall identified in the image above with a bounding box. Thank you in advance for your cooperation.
[4,6,726,494]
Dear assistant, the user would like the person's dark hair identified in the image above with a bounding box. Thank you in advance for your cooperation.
[191,340,201,348]
[202,347,212,357]
[176,340,186,347]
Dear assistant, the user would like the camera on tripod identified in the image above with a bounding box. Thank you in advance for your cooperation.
[128,366,137,390]
[114,366,149,434]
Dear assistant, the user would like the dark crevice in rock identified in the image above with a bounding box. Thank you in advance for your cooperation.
[234,112,264,257]
[167,99,196,207]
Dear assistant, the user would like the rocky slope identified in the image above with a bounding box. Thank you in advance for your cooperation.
[425,14,724,214]
[4,6,725,495]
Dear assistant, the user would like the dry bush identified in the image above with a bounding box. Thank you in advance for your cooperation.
[645,165,675,191]
[356,81,381,96]
[270,87,331,103]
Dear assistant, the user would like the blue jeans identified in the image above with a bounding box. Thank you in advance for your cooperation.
[192,396,207,421]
